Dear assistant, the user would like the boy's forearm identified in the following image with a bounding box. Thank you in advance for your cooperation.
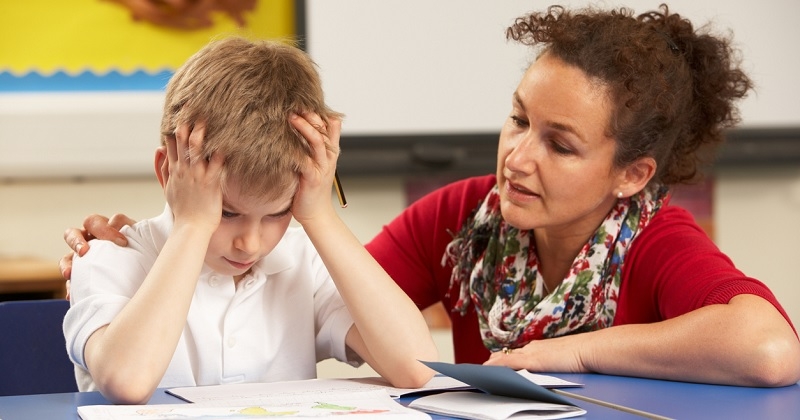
[303,213,438,387]
[85,224,213,403]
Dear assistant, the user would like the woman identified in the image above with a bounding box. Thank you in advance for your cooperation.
[62,4,800,387]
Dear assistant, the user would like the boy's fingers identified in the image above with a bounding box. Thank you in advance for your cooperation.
[165,135,178,164]
[324,117,343,154]
[326,116,342,143]
[187,121,206,162]
[174,122,210,167]
[291,113,331,153]
[168,124,188,163]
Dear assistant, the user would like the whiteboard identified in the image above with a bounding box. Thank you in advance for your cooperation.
[306,0,800,135]
[2,0,799,179]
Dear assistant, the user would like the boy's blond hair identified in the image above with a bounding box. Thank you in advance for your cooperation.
[160,37,342,201]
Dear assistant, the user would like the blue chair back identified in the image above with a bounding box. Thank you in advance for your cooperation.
[0,299,77,396]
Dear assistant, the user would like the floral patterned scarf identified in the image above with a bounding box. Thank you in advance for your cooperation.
[442,184,669,351]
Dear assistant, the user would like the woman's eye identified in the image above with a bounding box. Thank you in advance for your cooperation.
[510,115,528,127]
[551,141,573,155]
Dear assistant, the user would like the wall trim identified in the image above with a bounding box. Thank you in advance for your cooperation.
[337,127,800,177]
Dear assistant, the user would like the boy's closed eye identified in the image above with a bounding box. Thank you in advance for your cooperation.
[221,207,291,220]
[267,207,292,220]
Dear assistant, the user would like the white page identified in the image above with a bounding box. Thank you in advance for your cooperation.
[515,371,582,388]
[168,376,471,405]
[78,390,430,420]
[168,374,579,407]
[409,391,586,420]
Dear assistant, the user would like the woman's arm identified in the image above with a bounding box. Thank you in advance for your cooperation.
[486,206,800,387]
[486,293,800,386]
[289,113,438,388]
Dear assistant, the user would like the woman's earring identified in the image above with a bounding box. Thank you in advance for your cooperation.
[617,191,624,199]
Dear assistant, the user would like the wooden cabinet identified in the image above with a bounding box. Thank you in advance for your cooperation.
[0,257,65,300]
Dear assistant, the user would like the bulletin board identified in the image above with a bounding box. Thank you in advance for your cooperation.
[0,0,295,179]
[0,0,295,91]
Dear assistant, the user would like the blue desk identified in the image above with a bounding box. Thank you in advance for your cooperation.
[0,387,635,420]
[3,374,796,420]
[552,373,800,419]
[0,389,181,419]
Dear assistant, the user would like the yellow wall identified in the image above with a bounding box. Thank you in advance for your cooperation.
[1,0,294,75]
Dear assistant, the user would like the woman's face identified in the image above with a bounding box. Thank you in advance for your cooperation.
[496,54,626,237]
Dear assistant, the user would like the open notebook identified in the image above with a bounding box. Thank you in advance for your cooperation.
[408,361,586,420]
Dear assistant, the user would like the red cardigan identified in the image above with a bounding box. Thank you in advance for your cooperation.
[366,174,795,364]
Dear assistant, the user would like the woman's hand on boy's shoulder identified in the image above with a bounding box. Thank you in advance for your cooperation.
[60,213,136,299]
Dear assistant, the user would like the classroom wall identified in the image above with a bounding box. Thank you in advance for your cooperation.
[2,170,799,324]
[1,0,799,378]
[2,169,800,378]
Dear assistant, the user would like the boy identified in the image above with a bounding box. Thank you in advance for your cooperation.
[63,37,437,404]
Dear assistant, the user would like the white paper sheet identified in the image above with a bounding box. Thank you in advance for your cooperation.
[78,390,429,420]
[167,376,471,405]
[167,374,579,406]
[410,391,587,420]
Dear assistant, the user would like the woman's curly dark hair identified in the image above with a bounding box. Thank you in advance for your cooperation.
[507,4,753,186]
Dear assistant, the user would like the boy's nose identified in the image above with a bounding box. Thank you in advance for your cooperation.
[234,228,261,255]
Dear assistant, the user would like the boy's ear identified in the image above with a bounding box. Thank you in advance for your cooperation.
[619,157,656,196]
[154,145,169,189]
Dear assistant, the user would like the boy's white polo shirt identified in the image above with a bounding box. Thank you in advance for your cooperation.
[64,206,358,392]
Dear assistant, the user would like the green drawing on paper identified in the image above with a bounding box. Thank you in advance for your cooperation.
[311,402,356,410]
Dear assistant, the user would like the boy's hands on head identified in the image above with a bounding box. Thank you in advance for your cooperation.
[164,122,226,233]
[288,112,440,387]
[289,112,343,225]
